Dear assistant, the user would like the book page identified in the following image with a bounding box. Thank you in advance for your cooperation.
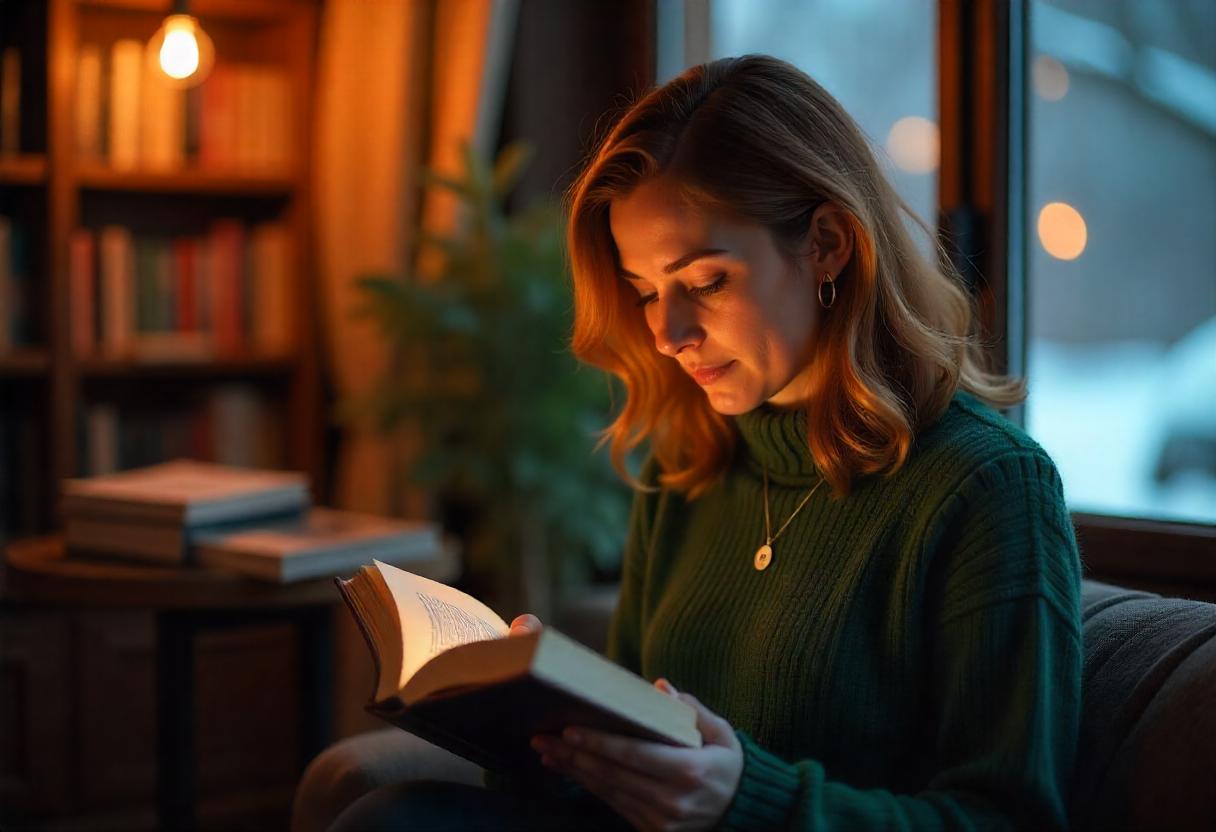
[372,560,510,690]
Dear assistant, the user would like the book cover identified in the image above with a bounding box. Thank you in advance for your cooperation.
[65,505,305,563]
[336,561,701,775]
[62,458,309,527]
[194,508,443,583]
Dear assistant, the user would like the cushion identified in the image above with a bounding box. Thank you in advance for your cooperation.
[1070,580,1216,831]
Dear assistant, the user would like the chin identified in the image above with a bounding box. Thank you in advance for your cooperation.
[703,388,763,416]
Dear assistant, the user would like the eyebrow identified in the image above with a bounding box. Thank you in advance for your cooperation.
[618,248,729,281]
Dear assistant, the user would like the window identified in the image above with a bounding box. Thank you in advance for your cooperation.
[699,0,939,235]
[1024,0,1216,526]
[665,0,1216,588]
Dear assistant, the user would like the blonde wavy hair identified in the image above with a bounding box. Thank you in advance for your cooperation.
[566,55,1024,499]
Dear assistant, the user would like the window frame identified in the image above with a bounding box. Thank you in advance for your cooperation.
[675,0,1215,596]
[941,0,1216,596]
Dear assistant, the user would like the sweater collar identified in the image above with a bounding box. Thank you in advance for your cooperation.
[733,404,819,480]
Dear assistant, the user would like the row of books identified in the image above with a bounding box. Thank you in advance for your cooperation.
[0,215,32,351]
[70,220,294,359]
[76,41,294,172]
[83,386,281,478]
[64,459,443,583]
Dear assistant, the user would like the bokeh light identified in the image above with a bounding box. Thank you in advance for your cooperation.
[1037,201,1088,260]
[1033,55,1070,101]
[885,116,939,174]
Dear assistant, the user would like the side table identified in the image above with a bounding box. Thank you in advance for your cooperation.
[1,535,458,831]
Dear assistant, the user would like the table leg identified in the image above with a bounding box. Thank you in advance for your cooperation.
[156,610,197,832]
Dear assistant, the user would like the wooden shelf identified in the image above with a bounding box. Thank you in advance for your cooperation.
[76,165,296,196]
[77,353,297,379]
[75,0,298,22]
[0,154,48,185]
[0,349,51,377]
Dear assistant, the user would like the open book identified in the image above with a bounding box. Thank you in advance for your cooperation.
[336,561,702,773]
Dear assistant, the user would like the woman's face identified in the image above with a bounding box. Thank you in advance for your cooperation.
[609,177,820,415]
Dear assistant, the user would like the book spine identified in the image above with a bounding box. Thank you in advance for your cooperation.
[69,228,96,356]
[140,41,185,171]
[76,44,103,163]
[99,225,135,357]
[252,223,294,355]
[208,220,244,353]
[86,403,119,476]
[109,40,142,170]
[1,47,20,155]
[174,236,197,333]
[199,63,233,169]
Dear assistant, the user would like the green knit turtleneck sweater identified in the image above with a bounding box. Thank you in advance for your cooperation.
[607,392,1083,831]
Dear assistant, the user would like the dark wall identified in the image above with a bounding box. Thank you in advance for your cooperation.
[500,0,654,208]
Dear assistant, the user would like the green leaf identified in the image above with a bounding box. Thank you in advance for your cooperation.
[491,142,535,199]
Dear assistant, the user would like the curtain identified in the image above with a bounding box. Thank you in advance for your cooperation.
[314,0,517,516]
[313,0,518,738]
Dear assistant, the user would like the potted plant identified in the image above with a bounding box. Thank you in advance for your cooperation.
[343,143,633,618]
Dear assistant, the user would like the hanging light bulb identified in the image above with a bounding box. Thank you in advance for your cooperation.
[148,12,214,88]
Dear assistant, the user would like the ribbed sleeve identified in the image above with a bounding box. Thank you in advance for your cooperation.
[609,393,1083,831]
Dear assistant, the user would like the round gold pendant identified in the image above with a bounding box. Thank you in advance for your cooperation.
[754,543,773,571]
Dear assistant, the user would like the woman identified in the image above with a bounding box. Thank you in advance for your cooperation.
[335,54,1082,831]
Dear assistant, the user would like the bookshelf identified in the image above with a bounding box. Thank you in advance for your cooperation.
[0,0,323,542]
[0,0,324,825]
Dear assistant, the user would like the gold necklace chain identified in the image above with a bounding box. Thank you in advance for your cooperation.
[755,465,824,571]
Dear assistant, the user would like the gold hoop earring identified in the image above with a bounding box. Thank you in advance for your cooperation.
[818,273,836,309]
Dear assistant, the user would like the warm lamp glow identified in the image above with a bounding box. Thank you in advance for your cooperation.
[149,14,214,88]
[161,26,201,79]
[1033,55,1070,101]
[885,116,939,174]
[1037,202,1088,260]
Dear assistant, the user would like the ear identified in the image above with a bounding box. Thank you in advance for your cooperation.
[805,203,854,279]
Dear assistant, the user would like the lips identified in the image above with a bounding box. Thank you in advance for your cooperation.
[690,361,735,385]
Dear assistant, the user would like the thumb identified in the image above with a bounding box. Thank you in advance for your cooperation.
[509,614,542,636]
[677,691,734,746]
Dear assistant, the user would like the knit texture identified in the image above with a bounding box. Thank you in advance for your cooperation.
[608,392,1083,830]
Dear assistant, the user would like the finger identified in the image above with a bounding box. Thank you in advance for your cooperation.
[676,692,736,747]
[562,762,670,832]
[508,614,542,636]
[654,677,679,697]
[562,727,694,782]
[545,735,679,806]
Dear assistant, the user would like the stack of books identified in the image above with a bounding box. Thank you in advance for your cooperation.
[62,459,443,582]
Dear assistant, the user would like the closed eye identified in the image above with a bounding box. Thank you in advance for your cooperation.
[635,273,730,308]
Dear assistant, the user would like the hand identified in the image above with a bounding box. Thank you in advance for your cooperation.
[531,679,744,832]
[509,614,542,637]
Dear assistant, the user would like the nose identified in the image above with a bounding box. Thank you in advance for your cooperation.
[649,295,705,357]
